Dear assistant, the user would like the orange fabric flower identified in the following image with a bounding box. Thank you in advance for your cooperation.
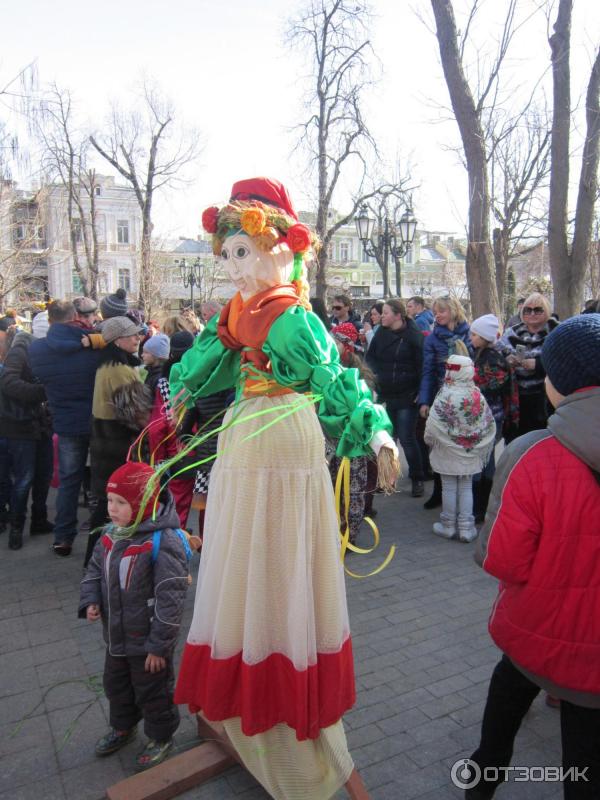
[240,208,267,237]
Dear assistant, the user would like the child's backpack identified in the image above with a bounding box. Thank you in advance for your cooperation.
[151,528,201,584]
[151,528,193,563]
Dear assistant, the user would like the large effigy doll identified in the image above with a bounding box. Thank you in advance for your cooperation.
[172,177,399,800]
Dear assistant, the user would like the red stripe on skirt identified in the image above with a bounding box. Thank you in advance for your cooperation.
[174,637,356,741]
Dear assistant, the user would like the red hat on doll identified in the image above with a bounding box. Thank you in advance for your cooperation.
[106,462,161,522]
[229,177,299,220]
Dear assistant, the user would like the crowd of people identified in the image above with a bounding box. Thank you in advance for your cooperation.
[0,267,598,793]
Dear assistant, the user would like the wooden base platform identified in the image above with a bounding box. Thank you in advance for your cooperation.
[106,713,370,800]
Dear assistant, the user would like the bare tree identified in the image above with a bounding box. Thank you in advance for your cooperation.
[0,180,47,309]
[90,83,200,314]
[289,0,413,298]
[547,0,600,319]
[489,104,552,308]
[429,0,520,317]
[37,85,100,298]
[0,63,45,309]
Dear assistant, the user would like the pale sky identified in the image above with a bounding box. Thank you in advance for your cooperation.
[3,0,600,239]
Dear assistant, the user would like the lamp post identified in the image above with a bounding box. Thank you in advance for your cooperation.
[175,257,203,311]
[355,204,417,298]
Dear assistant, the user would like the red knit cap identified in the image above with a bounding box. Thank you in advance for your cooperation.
[106,462,161,522]
[331,322,359,343]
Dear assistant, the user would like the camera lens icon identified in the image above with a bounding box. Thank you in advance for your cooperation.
[451,758,481,789]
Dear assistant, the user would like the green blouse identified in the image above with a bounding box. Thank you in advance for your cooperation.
[169,306,392,457]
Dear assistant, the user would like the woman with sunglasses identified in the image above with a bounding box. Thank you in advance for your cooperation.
[499,292,558,441]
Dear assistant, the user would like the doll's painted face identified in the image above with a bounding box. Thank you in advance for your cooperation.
[220,233,292,300]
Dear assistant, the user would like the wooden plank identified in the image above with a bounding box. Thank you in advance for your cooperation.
[105,741,235,800]
[195,713,244,766]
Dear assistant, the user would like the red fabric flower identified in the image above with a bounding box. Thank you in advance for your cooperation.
[202,206,220,234]
[286,223,312,253]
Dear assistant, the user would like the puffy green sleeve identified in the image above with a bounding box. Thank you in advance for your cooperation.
[263,306,392,457]
[169,315,240,407]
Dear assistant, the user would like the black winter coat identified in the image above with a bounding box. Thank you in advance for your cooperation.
[0,331,51,439]
[366,320,424,408]
[79,496,188,658]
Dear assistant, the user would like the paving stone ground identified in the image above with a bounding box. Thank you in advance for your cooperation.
[0,475,563,800]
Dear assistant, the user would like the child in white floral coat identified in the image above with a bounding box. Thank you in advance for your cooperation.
[424,355,496,542]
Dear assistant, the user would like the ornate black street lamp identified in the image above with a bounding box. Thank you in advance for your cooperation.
[175,257,203,310]
[354,204,417,298]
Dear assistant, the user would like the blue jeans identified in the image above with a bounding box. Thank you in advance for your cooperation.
[54,434,90,545]
[390,405,424,481]
[7,435,53,520]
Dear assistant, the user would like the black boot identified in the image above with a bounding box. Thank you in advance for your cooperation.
[8,514,25,550]
[474,477,493,524]
[423,472,442,510]
[30,516,54,535]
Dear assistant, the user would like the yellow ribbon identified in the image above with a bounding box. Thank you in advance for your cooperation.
[334,456,396,579]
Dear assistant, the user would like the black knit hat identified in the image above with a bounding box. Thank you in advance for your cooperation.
[169,330,194,357]
[541,314,600,396]
[100,288,128,319]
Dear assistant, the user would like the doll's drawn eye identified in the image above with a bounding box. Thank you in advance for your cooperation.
[220,247,229,259]
[234,244,250,259]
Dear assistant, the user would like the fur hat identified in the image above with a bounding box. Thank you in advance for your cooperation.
[73,296,98,314]
[106,462,160,523]
[541,314,600,396]
[470,314,499,343]
[100,287,128,319]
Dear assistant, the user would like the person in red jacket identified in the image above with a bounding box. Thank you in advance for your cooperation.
[466,313,600,800]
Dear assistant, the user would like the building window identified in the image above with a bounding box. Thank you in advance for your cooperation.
[340,242,350,263]
[15,224,26,241]
[118,268,131,291]
[95,186,101,196]
[117,219,130,244]
[72,271,83,293]
[404,246,413,265]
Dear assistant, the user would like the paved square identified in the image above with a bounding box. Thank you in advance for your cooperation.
[0,478,562,799]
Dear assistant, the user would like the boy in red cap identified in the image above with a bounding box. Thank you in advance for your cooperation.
[79,461,189,771]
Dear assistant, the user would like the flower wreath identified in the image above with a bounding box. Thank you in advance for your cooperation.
[201,200,320,284]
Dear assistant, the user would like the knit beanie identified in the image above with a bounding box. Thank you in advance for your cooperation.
[32,311,49,338]
[100,287,128,319]
[470,314,499,343]
[143,333,170,360]
[169,330,194,357]
[106,462,161,523]
[331,322,358,343]
[541,314,600,396]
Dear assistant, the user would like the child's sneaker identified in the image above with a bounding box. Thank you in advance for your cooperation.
[135,738,173,771]
[432,522,456,539]
[95,727,136,756]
